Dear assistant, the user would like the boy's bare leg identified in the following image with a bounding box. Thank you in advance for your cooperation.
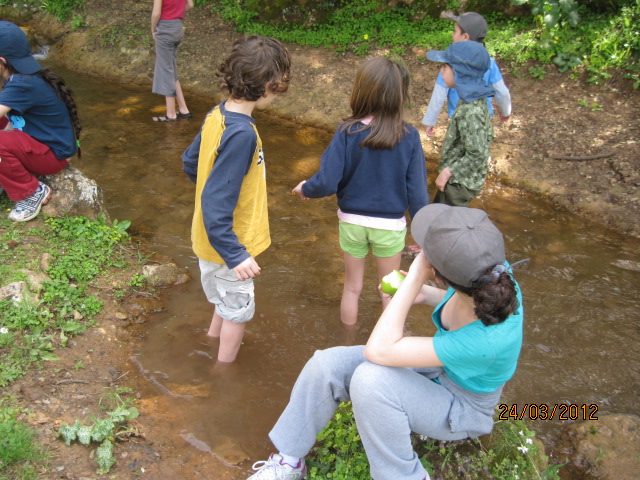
[217,320,245,363]
[207,308,223,337]
[340,253,366,326]
[375,252,402,310]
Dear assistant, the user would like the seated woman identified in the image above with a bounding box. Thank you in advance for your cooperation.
[248,204,524,480]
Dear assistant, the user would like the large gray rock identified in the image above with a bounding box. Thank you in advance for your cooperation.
[42,166,110,221]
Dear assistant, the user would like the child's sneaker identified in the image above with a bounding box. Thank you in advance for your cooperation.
[247,453,307,480]
[8,182,51,222]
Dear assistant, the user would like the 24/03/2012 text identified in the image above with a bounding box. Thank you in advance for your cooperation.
[497,404,599,421]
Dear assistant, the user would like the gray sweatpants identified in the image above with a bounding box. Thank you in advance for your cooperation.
[269,346,502,480]
[152,19,184,97]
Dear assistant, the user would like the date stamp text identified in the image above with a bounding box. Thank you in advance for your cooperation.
[497,403,599,421]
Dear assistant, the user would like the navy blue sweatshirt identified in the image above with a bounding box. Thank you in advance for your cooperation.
[302,123,428,219]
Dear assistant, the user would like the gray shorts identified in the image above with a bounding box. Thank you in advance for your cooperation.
[199,259,255,324]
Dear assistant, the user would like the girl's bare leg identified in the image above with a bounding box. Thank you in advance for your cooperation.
[340,253,366,326]
[375,252,402,310]
[164,95,177,119]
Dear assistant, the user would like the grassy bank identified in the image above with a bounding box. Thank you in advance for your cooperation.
[0,199,149,478]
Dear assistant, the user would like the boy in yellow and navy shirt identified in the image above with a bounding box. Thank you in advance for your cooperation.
[182,35,291,363]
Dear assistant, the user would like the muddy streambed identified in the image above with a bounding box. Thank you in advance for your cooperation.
[57,63,640,468]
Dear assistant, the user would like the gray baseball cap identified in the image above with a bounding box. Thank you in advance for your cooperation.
[411,204,505,288]
[442,11,488,42]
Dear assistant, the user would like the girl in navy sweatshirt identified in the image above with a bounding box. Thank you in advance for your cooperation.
[292,56,429,325]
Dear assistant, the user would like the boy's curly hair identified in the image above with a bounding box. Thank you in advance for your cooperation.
[217,35,291,101]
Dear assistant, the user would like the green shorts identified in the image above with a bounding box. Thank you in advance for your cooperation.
[339,221,406,258]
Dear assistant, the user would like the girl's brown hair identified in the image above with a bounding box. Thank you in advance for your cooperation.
[341,56,410,150]
[217,35,291,102]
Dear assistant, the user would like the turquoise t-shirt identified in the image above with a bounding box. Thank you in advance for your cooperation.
[432,273,524,394]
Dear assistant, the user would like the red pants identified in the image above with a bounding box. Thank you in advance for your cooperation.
[0,129,68,201]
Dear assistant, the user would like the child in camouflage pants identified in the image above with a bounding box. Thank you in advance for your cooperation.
[426,41,495,206]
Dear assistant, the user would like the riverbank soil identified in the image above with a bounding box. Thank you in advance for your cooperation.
[0,1,639,479]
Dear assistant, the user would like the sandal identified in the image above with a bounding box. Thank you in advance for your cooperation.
[177,112,193,119]
[152,115,177,122]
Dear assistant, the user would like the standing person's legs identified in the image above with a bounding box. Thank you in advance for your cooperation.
[268,346,366,457]
[200,259,255,363]
[341,253,365,326]
[339,221,372,325]
[350,363,469,480]
[152,20,185,120]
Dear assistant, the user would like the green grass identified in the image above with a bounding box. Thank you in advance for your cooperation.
[0,397,47,480]
[0,194,132,387]
[207,0,639,86]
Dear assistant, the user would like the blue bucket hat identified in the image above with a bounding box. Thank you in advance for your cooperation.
[0,21,42,74]
[427,41,494,103]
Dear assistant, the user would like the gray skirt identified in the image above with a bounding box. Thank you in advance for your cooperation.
[152,19,184,97]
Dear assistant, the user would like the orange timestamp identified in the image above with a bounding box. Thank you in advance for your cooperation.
[497,403,599,421]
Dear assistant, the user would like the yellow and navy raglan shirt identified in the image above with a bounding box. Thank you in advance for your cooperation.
[182,102,270,268]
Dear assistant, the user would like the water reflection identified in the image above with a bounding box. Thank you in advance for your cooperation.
[56,63,640,463]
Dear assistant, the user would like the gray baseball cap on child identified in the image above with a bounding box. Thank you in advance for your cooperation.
[442,11,488,42]
[0,21,41,75]
[411,204,505,288]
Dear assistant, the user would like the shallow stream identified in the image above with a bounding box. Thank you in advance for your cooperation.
[55,63,640,467]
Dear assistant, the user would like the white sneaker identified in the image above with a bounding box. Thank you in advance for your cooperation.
[248,453,307,480]
[8,182,51,222]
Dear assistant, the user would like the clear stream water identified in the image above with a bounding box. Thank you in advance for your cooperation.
[54,63,639,467]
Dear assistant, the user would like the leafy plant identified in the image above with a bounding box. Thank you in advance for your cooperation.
[511,0,580,28]
[529,65,546,79]
[39,0,85,21]
[306,402,370,479]
[0,215,131,387]
[57,387,140,474]
[306,402,563,479]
